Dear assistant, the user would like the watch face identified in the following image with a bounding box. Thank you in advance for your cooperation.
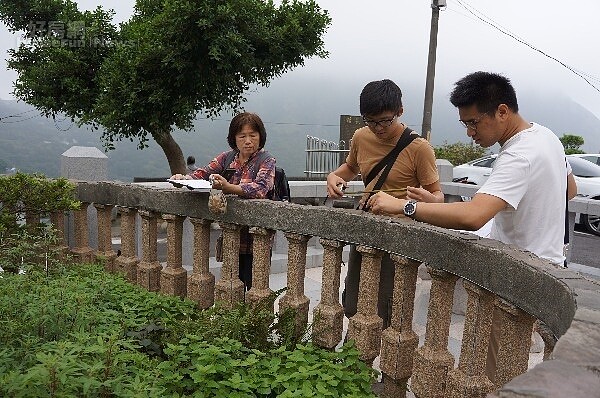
[404,200,417,216]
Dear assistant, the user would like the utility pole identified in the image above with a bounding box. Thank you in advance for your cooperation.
[421,0,445,140]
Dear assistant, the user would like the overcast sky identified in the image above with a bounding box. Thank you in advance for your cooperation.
[1,0,599,119]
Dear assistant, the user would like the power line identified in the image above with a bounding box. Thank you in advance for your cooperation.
[449,0,600,94]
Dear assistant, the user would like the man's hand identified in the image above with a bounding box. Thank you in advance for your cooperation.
[367,192,406,216]
[406,186,438,203]
[170,173,192,180]
[326,172,347,198]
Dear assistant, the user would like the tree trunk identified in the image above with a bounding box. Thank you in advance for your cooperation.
[154,130,187,175]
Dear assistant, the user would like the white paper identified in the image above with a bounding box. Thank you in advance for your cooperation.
[167,178,212,191]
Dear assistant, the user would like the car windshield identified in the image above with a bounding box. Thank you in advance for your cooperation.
[568,156,600,178]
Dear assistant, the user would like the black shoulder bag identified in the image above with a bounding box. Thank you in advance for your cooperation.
[359,127,417,211]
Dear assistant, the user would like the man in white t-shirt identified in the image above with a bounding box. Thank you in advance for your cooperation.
[365,71,577,383]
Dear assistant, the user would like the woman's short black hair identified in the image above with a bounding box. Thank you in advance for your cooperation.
[227,112,267,150]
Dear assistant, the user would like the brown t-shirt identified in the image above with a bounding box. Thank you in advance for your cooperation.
[346,126,440,198]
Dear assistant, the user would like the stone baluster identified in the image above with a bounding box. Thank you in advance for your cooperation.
[379,256,421,398]
[278,232,311,339]
[246,227,274,310]
[411,268,458,397]
[313,238,345,349]
[94,204,117,273]
[137,210,162,292]
[114,207,139,282]
[71,203,94,263]
[214,223,243,307]
[160,214,187,297]
[188,218,215,308]
[445,281,495,398]
[346,245,384,366]
[491,299,535,389]
[50,211,69,260]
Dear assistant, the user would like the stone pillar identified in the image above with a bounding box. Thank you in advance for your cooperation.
[411,268,458,398]
[160,214,187,297]
[246,227,274,309]
[71,203,94,263]
[380,256,420,398]
[188,218,215,308]
[346,245,384,366]
[313,238,345,349]
[94,204,117,272]
[60,146,107,250]
[137,210,162,292]
[492,299,535,389]
[445,281,495,398]
[278,232,311,339]
[214,223,243,307]
[114,207,139,282]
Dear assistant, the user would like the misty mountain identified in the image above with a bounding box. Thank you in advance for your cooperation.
[1,76,599,181]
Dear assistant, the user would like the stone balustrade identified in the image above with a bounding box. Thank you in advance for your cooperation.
[55,180,600,397]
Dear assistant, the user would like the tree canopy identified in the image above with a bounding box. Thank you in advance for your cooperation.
[559,133,585,155]
[1,0,331,174]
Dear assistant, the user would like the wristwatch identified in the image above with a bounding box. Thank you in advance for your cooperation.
[403,200,417,218]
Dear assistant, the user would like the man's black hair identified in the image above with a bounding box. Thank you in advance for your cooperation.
[449,71,519,114]
[359,79,403,116]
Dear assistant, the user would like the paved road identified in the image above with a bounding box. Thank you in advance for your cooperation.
[570,226,600,269]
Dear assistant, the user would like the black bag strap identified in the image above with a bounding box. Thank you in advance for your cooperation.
[363,127,415,186]
[360,127,417,211]
[222,150,272,181]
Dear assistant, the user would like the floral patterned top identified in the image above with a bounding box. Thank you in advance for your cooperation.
[189,149,275,199]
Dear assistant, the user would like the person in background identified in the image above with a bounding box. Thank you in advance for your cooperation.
[186,155,198,172]
[326,79,444,329]
[171,112,275,290]
[366,71,577,382]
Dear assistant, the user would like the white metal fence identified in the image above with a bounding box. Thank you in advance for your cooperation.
[304,136,349,179]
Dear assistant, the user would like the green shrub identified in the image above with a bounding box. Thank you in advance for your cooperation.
[434,141,489,166]
[0,265,378,397]
[0,172,80,273]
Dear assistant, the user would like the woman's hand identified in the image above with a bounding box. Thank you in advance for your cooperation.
[170,173,191,180]
[210,173,231,192]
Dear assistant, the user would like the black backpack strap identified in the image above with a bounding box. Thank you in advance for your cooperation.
[249,150,273,180]
[363,127,415,186]
[360,128,417,211]
[223,150,238,169]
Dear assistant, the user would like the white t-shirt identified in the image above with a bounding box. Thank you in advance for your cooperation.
[478,123,568,265]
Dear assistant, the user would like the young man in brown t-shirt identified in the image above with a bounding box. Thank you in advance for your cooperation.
[326,79,444,328]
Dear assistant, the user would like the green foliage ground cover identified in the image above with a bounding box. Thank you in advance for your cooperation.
[0,264,377,397]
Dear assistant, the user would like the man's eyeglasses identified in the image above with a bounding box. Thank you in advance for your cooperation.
[363,115,396,129]
[458,113,488,130]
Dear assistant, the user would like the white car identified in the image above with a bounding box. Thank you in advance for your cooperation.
[452,154,600,236]
[568,153,600,166]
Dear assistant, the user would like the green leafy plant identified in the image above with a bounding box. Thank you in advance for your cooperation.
[0,265,378,397]
[0,172,79,273]
[559,133,586,155]
[434,141,490,166]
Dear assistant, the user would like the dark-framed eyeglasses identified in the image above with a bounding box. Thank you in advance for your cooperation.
[458,113,488,130]
[363,115,397,129]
